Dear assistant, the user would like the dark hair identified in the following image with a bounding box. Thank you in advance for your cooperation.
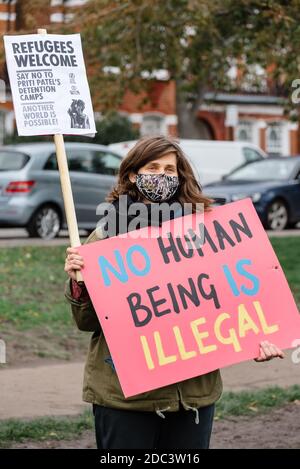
[107,135,213,212]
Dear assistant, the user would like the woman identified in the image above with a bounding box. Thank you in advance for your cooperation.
[64,136,284,449]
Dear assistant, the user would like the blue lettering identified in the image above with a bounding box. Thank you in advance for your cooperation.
[98,245,151,286]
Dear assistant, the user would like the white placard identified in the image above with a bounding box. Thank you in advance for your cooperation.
[3,33,96,137]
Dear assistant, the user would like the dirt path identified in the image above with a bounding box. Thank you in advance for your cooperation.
[9,402,300,449]
[0,361,89,419]
[0,350,299,420]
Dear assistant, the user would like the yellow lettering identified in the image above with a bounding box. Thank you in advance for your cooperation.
[238,303,260,337]
[254,301,279,334]
[154,331,177,366]
[190,317,217,354]
[214,312,242,352]
[139,301,275,370]
[173,326,197,360]
[140,335,155,370]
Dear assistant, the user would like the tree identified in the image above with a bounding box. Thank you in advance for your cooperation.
[2,1,300,137]
[14,0,51,31]
[92,111,140,145]
[71,0,300,136]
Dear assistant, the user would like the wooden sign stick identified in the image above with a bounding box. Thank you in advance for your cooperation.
[38,28,83,282]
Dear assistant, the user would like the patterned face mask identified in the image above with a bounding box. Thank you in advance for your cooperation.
[135,173,179,202]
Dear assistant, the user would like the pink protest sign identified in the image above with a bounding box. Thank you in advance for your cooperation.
[77,198,300,398]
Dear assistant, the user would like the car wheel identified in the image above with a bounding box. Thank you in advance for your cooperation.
[266,199,289,231]
[26,204,61,239]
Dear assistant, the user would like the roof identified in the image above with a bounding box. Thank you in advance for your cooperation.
[203,92,285,105]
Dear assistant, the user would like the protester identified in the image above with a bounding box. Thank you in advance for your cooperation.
[64,136,284,449]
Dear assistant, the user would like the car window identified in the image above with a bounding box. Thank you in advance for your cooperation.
[67,149,94,172]
[243,147,263,163]
[44,153,58,170]
[227,159,297,181]
[44,149,121,174]
[0,151,30,170]
[92,151,121,175]
[45,150,94,172]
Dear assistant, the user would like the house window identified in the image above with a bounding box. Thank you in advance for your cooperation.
[140,114,166,136]
[266,123,282,155]
[236,121,253,142]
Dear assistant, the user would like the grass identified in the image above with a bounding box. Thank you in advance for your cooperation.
[0,245,71,330]
[0,237,299,330]
[0,385,300,448]
[0,237,299,363]
[0,409,93,448]
[0,245,89,364]
[270,237,300,307]
[215,385,300,419]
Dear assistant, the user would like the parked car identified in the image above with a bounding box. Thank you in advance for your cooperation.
[0,142,122,239]
[203,156,300,230]
[109,139,267,184]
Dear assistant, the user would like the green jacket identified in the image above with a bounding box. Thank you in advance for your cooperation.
[64,229,223,415]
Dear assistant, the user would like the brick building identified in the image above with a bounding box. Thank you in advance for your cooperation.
[0,0,298,155]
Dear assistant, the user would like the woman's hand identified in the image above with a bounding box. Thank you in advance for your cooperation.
[64,247,84,280]
[254,340,284,362]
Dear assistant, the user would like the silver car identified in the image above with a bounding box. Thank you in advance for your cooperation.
[0,142,122,239]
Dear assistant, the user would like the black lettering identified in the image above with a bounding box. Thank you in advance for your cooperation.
[187,228,204,256]
[60,54,72,67]
[167,282,180,313]
[53,41,61,53]
[19,42,26,53]
[70,55,77,66]
[197,274,220,309]
[147,286,171,318]
[213,220,236,250]
[127,292,152,327]
[176,235,194,258]
[177,278,200,310]
[60,41,67,53]
[12,43,20,53]
[14,55,28,67]
[44,40,53,53]
[157,233,181,264]
[230,212,253,242]
[67,40,75,53]
[34,41,44,53]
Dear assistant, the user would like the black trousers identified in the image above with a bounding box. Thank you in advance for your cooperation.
[93,402,215,450]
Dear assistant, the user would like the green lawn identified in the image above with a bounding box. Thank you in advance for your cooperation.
[0,245,70,329]
[270,237,300,307]
[0,245,89,363]
[0,237,299,363]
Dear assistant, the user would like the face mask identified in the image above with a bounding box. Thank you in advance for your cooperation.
[135,173,179,202]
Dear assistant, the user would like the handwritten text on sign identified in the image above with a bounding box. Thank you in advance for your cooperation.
[3,33,96,137]
[77,199,300,397]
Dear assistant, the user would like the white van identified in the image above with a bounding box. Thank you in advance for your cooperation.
[109,139,267,185]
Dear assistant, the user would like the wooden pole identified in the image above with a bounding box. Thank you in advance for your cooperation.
[38,28,83,282]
